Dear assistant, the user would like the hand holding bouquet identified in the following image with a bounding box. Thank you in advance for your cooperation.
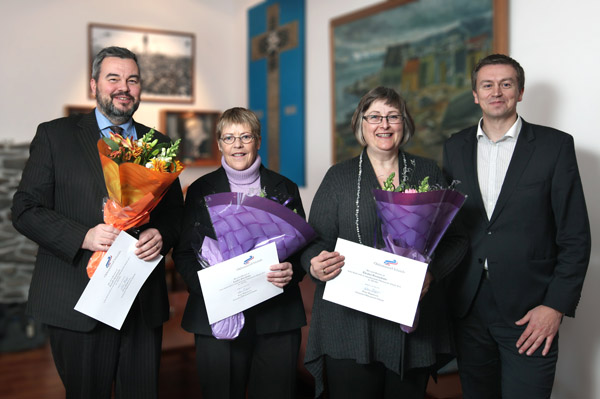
[375,172,466,262]
[374,172,466,332]
[86,130,184,278]
[194,191,316,339]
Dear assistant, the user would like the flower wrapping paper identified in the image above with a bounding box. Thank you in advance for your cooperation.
[197,192,316,339]
[86,139,183,278]
[373,188,466,332]
[373,189,466,260]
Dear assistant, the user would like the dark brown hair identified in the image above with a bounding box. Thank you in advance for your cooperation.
[351,86,415,147]
[471,54,525,92]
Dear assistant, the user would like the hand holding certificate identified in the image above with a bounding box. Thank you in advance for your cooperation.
[198,242,283,324]
[323,238,428,327]
[193,192,316,340]
[75,231,163,329]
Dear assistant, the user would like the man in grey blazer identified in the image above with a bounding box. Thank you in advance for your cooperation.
[11,46,183,398]
[443,54,590,398]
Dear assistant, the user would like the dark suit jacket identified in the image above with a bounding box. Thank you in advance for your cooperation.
[173,166,307,336]
[443,119,591,324]
[12,111,184,332]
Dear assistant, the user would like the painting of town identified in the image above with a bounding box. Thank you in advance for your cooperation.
[331,0,502,165]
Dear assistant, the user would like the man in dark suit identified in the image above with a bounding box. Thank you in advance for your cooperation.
[443,54,590,398]
[11,46,183,398]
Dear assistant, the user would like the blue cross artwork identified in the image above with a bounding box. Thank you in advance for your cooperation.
[248,0,305,186]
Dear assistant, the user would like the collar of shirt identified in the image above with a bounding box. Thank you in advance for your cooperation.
[476,115,522,143]
[95,108,137,140]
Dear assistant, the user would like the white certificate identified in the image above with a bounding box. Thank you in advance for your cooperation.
[74,231,162,330]
[198,242,283,324]
[323,238,428,326]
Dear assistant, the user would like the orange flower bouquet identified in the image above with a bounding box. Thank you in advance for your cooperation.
[86,129,184,278]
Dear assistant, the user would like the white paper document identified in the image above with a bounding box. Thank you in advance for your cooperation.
[74,231,162,330]
[198,242,283,324]
[323,238,428,326]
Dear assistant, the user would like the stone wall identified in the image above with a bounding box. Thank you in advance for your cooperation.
[0,142,37,304]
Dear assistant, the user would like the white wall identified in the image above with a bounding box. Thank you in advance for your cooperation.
[2,1,599,397]
[0,0,262,188]
[509,2,600,398]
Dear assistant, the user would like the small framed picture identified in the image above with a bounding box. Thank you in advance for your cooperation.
[89,23,195,103]
[160,110,221,166]
[65,105,94,117]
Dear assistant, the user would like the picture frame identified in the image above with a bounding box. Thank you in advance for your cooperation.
[89,23,195,103]
[160,110,221,166]
[330,0,508,165]
[64,105,94,117]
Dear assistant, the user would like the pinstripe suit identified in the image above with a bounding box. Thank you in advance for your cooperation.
[12,110,184,398]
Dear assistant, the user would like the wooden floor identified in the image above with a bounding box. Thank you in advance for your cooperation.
[0,340,318,399]
[0,290,204,398]
[0,340,203,399]
[0,289,458,399]
[0,291,314,399]
[0,341,458,399]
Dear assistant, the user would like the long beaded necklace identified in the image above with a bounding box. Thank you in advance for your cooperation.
[355,150,411,244]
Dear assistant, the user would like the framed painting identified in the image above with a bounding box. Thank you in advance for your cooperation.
[331,0,508,164]
[160,110,221,166]
[89,23,195,103]
[64,105,94,117]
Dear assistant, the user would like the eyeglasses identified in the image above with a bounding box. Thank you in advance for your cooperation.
[362,114,403,124]
[220,134,256,145]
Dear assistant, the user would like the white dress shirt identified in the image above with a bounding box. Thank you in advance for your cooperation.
[477,116,522,219]
[477,116,522,271]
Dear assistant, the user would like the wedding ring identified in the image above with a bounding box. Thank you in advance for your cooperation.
[323,267,328,275]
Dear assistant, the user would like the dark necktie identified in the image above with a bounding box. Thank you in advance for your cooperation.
[108,125,124,135]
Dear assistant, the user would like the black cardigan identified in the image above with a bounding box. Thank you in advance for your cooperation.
[173,165,307,336]
[300,149,468,397]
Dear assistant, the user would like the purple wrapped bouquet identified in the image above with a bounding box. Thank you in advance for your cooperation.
[196,191,316,339]
[374,174,466,332]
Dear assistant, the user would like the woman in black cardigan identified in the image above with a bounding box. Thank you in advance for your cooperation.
[301,87,468,399]
[173,107,307,399]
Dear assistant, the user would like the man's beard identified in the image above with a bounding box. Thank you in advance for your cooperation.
[96,89,140,125]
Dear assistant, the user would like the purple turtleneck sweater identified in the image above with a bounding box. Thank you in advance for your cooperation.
[222,155,262,195]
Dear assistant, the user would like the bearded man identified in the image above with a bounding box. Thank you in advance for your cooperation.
[12,46,183,399]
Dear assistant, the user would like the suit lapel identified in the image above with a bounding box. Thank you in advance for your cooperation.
[488,120,535,225]
[133,121,166,144]
[461,128,489,222]
[76,111,107,195]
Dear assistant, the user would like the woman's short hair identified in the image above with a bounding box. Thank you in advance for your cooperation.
[216,107,261,139]
[350,86,415,147]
